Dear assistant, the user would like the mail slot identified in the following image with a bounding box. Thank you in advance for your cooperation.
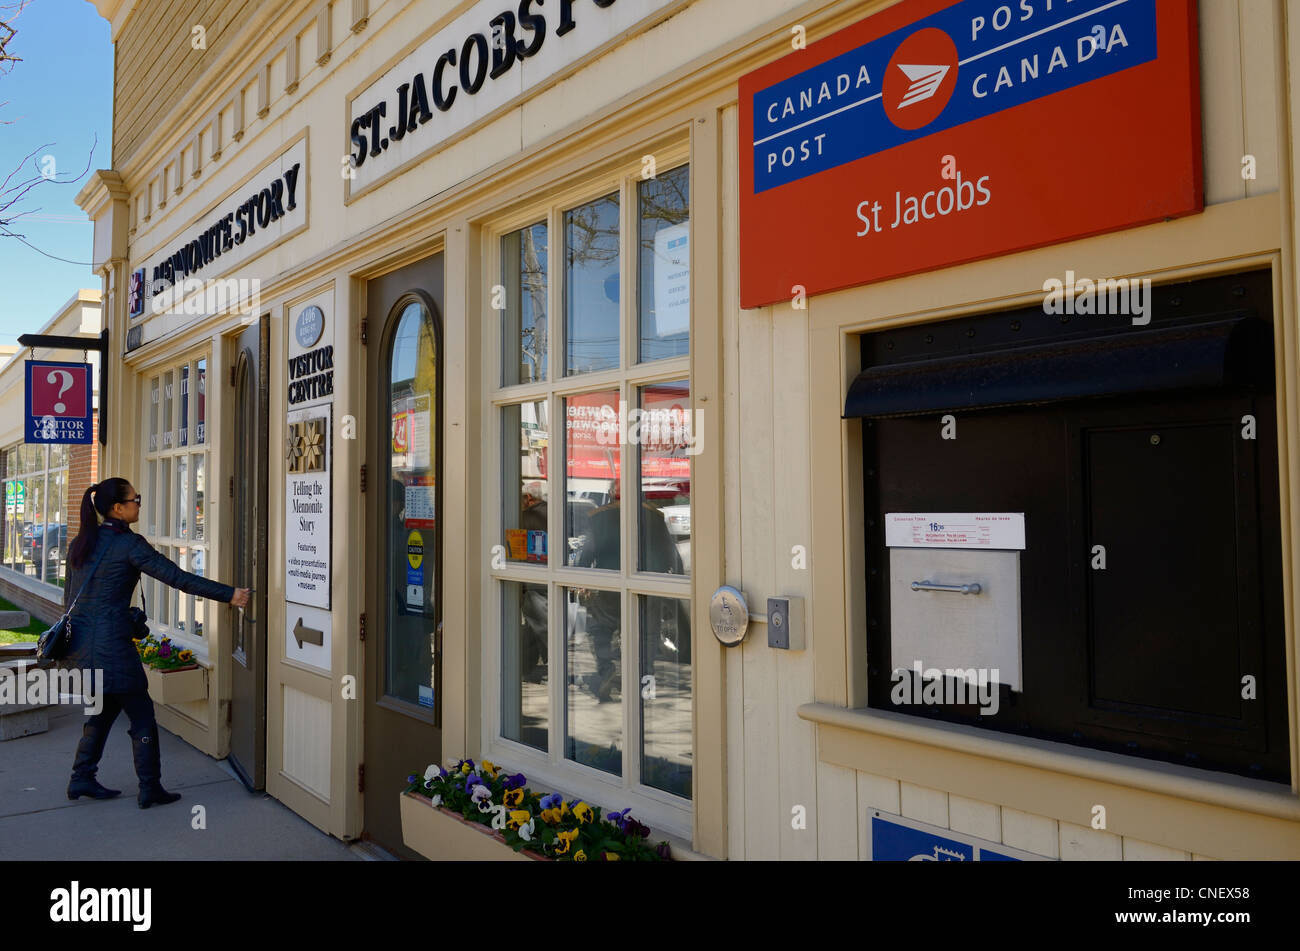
[889,548,1022,693]
[849,269,1290,783]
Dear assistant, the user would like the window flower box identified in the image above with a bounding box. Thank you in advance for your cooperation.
[144,664,206,705]
[401,759,671,862]
[400,792,542,862]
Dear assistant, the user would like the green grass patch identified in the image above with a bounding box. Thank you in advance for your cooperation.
[0,595,50,644]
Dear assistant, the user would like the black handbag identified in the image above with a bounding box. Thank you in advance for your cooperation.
[35,536,116,665]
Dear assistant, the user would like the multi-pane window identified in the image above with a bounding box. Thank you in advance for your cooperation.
[493,157,694,822]
[142,354,209,639]
[1,444,69,587]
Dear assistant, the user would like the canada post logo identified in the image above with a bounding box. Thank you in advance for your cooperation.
[752,0,1158,192]
[883,28,959,129]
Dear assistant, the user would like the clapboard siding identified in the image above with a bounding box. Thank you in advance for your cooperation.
[113,0,256,165]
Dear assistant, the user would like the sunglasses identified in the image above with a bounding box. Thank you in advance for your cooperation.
[124,495,142,505]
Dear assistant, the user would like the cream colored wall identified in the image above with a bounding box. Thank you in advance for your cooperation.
[716,0,1300,860]
[101,0,841,846]
[94,0,1300,858]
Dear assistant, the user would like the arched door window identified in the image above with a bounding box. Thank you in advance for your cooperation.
[385,295,441,713]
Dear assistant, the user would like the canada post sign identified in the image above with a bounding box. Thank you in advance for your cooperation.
[25,361,93,444]
[738,0,1202,308]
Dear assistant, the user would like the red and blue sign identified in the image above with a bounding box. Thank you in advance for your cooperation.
[25,361,93,444]
[739,0,1202,307]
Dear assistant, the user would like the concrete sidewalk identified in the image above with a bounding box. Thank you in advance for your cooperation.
[0,701,365,860]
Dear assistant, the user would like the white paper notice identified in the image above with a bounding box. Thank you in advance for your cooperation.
[652,222,690,337]
[885,513,1025,550]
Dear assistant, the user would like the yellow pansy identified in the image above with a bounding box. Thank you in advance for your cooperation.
[460,763,472,774]
[481,760,500,778]
[507,809,532,829]
[504,787,524,807]
[574,850,587,862]
[554,828,579,855]
[572,801,593,824]
[604,852,620,861]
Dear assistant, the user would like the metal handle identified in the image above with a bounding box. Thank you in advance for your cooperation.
[910,580,982,595]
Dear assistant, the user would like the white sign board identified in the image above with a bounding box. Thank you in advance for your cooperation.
[132,138,307,332]
[345,0,676,193]
[285,604,332,673]
[885,513,1025,550]
[286,403,332,608]
[285,292,335,609]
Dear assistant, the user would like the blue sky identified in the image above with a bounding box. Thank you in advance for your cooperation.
[0,0,112,345]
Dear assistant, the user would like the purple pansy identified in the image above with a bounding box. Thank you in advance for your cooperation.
[463,774,482,794]
[539,793,562,810]
[502,773,527,790]
[159,642,172,658]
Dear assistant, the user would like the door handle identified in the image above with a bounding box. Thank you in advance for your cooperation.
[910,580,982,595]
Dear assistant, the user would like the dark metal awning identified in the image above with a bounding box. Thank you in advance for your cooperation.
[844,317,1273,419]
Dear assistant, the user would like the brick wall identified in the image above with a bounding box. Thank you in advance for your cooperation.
[67,416,100,521]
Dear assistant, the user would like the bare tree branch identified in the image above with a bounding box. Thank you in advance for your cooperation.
[0,133,98,236]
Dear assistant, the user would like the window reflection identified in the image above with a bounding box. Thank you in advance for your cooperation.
[638,165,690,362]
[502,581,548,752]
[638,381,691,576]
[566,585,621,776]
[640,595,691,799]
[565,390,619,569]
[564,193,620,375]
[503,402,548,564]
[502,222,548,385]
[387,301,439,712]
[0,445,68,588]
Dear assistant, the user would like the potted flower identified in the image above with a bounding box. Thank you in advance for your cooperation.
[400,759,672,862]
[135,635,207,705]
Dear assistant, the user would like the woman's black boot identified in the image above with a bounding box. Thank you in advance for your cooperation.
[67,720,121,800]
[129,726,181,809]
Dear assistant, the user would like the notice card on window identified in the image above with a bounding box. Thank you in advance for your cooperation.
[404,476,435,529]
[885,513,1025,550]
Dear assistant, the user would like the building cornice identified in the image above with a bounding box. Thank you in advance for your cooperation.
[75,169,129,221]
[84,0,137,42]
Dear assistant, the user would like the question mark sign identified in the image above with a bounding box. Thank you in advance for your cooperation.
[46,370,73,414]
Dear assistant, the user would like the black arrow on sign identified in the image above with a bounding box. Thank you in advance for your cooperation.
[293,617,324,648]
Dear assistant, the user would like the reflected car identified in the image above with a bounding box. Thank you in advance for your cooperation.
[30,524,68,565]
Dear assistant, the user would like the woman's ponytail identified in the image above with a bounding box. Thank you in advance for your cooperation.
[67,478,131,568]
[67,484,101,568]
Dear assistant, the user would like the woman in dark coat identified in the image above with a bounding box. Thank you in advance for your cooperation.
[62,477,250,808]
